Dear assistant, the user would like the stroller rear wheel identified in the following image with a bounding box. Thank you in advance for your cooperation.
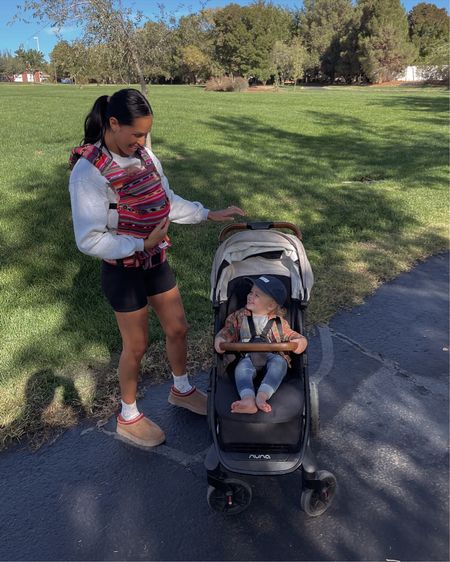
[300,470,337,517]
[207,478,252,515]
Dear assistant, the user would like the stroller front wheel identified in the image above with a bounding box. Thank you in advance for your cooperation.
[300,470,337,517]
[207,478,252,515]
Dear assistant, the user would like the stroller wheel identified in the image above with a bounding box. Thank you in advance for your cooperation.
[310,382,320,437]
[300,470,337,517]
[207,478,252,515]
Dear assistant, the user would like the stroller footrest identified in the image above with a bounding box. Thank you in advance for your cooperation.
[219,416,303,447]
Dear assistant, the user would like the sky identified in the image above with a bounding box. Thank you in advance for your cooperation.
[1,0,449,60]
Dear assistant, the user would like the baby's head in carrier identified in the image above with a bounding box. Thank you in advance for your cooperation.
[244,275,287,317]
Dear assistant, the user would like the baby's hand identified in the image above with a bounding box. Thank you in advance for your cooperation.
[126,164,145,177]
[214,337,226,354]
[290,336,308,355]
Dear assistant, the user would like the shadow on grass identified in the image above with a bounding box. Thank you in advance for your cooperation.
[2,94,447,448]
[371,91,449,113]
[0,162,123,448]
[0,369,88,449]
[368,91,449,131]
[163,109,447,316]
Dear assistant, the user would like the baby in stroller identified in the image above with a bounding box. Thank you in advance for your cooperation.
[214,275,307,414]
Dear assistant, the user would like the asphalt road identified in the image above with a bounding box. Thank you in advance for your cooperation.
[0,252,448,561]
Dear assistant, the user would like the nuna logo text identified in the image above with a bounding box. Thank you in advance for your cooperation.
[248,454,271,460]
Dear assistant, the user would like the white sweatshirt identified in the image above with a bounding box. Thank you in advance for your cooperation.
[69,146,209,260]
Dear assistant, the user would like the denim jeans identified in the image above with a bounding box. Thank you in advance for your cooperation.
[234,353,288,399]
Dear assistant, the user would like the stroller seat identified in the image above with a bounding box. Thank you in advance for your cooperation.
[213,272,305,452]
[215,374,304,424]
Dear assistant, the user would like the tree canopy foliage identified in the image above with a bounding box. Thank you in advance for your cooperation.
[408,2,449,63]
[5,0,448,86]
[14,0,149,91]
[357,0,416,83]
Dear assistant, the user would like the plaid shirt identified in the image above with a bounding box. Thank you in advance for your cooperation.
[217,307,301,365]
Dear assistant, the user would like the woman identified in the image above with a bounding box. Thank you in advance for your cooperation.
[69,88,244,448]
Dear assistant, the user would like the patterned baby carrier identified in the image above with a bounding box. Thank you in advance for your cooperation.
[69,144,171,269]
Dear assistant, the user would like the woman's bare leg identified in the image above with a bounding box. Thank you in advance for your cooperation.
[114,306,149,404]
[149,286,206,415]
[148,286,188,375]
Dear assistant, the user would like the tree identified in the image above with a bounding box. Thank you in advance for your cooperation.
[289,38,308,86]
[87,43,135,84]
[49,40,74,80]
[172,11,216,83]
[0,51,21,77]
[50,41,92,83]
[212,3,252,76]
[271,41,292,86]
[180,45,212,83]
[357,0,415,83]
[176,12,213,50]
[212,1,292,82]
[138,20,176,82]
[16,0,147,93]
[244,1,292,82]
[15,47,46,72]
[334,5,365,83]
[270,38,307,86]
[408,3,449,63]
[419,43,449,81]
[298,0,354,81]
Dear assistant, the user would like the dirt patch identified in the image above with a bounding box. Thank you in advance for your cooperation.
[247,86,276,92]
[368,80,403,87]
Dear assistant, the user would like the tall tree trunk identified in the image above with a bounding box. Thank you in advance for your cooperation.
[121,24,151,148]
[126,42,151,148]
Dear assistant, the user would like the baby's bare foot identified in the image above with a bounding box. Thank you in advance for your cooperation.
[256,392,272,413]
[231,396,258,414]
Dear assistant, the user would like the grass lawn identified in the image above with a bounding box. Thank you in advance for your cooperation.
[0,83,448,448]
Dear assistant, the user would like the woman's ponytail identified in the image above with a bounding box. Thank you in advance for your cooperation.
[81,89,152,146]
[83,95,109,145]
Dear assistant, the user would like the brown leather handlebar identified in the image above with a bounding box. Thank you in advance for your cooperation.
[220,341,298,352]
[218,222,302,242]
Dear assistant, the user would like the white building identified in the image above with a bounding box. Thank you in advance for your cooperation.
[13,70,45,83]
[397,65,448,82]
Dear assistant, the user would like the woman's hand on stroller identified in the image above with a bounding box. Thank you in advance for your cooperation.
[290,335,308,355]
[207,206,245,222]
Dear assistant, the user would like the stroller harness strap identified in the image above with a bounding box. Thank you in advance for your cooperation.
[69,144,171,269]
[247,314,284,369]
[247,315,283,341]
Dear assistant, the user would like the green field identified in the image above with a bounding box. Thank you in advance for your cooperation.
[0,83,448,447]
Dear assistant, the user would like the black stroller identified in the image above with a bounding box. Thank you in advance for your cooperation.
[204,222,337,516]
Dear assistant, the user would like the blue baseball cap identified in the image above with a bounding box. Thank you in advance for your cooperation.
[245,275,287,306]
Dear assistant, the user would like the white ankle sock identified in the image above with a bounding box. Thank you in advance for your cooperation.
[172,373,193,393]
[120,400,140,421]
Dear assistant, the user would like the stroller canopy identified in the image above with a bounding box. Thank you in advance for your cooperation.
[210,229,314,304]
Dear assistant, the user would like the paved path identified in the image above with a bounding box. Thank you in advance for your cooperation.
[0,253,448,561]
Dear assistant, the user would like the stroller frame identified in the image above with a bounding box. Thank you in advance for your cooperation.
[204,222,336,516]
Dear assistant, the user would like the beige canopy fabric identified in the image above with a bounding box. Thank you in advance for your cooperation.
[210,229,314,304]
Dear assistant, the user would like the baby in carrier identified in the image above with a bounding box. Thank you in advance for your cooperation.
[215,275,307,414]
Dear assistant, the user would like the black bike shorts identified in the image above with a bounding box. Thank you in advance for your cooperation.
[101,259,177,312]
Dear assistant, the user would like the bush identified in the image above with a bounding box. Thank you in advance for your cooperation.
[205,75,248,92]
